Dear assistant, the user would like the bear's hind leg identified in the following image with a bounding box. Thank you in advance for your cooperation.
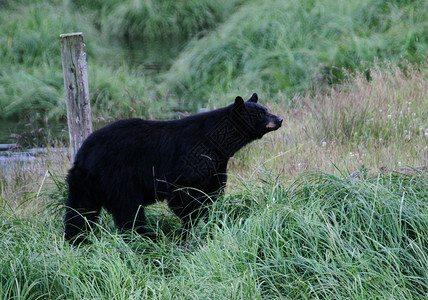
[65,167,102,244]
[64,201,101,244]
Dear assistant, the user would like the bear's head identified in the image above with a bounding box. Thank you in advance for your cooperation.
[232,93,282,139]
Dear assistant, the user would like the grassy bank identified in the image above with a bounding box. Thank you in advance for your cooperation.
[0,0,427,123]
[163,0,428,106]
[1,170,426,298]
[99,0,244,40]
[0,0,244,123]
[1,62,427,298]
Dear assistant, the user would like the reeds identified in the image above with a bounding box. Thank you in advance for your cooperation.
[228,61,427,187]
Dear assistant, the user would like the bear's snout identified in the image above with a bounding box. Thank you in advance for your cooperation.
[266,116,282,130]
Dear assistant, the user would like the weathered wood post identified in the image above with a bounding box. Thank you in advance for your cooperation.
[60,32,92,160]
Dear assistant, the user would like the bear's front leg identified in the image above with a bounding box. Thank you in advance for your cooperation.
[167,189,212,238]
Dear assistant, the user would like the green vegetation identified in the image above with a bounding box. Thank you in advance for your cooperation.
[1,61,427,298]
[226,62,427,188]
[0,0,427,298]
[164,0,428,104]
[0,0,245,123]
[0,0,426,122]
[101,0,244,40]
[1,162,427,298]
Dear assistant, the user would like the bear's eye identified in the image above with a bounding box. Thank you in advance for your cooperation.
[257,108,267,118]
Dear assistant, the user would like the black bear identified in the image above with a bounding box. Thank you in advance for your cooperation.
[64,93,282,244]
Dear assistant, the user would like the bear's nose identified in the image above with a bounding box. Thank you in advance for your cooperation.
[278,117,283,124]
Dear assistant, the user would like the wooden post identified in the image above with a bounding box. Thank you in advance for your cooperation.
[60,32,92,160]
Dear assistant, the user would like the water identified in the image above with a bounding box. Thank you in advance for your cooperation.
[0,120,67,145]
[0,121,16,144]
[0,145,68,173]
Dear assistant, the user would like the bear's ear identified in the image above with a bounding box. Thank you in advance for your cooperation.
[233,96,245,112]
[248,93,258,103]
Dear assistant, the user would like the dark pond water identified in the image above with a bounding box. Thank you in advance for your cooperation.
[0,121,22,144]
[0,120,68,171]
[0,145,68,172]
[0,120,67,145]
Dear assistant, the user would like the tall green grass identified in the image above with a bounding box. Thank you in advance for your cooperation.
[1,0,234,122]
[0,0,426,122]
[164,0,428,105]
[0,0,174,122]
[101,0,244,40]
[0,1,97,121]
[1,168,427,298]
[0,1,101,67]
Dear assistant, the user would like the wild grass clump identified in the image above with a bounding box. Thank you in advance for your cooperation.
[164,0,427,105]
[0,66,64,120]
[1,165,426,298]
[193,170,428,298]
[0,1,100,121]
[87,65,178,124]
[303,62,428,148]
[228,61,427,185]
[0,64,171,122]
[100,0,244,41]
[0,1,100,67]
[0,1,181,123]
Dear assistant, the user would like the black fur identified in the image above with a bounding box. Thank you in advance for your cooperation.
[64,93,282,244]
